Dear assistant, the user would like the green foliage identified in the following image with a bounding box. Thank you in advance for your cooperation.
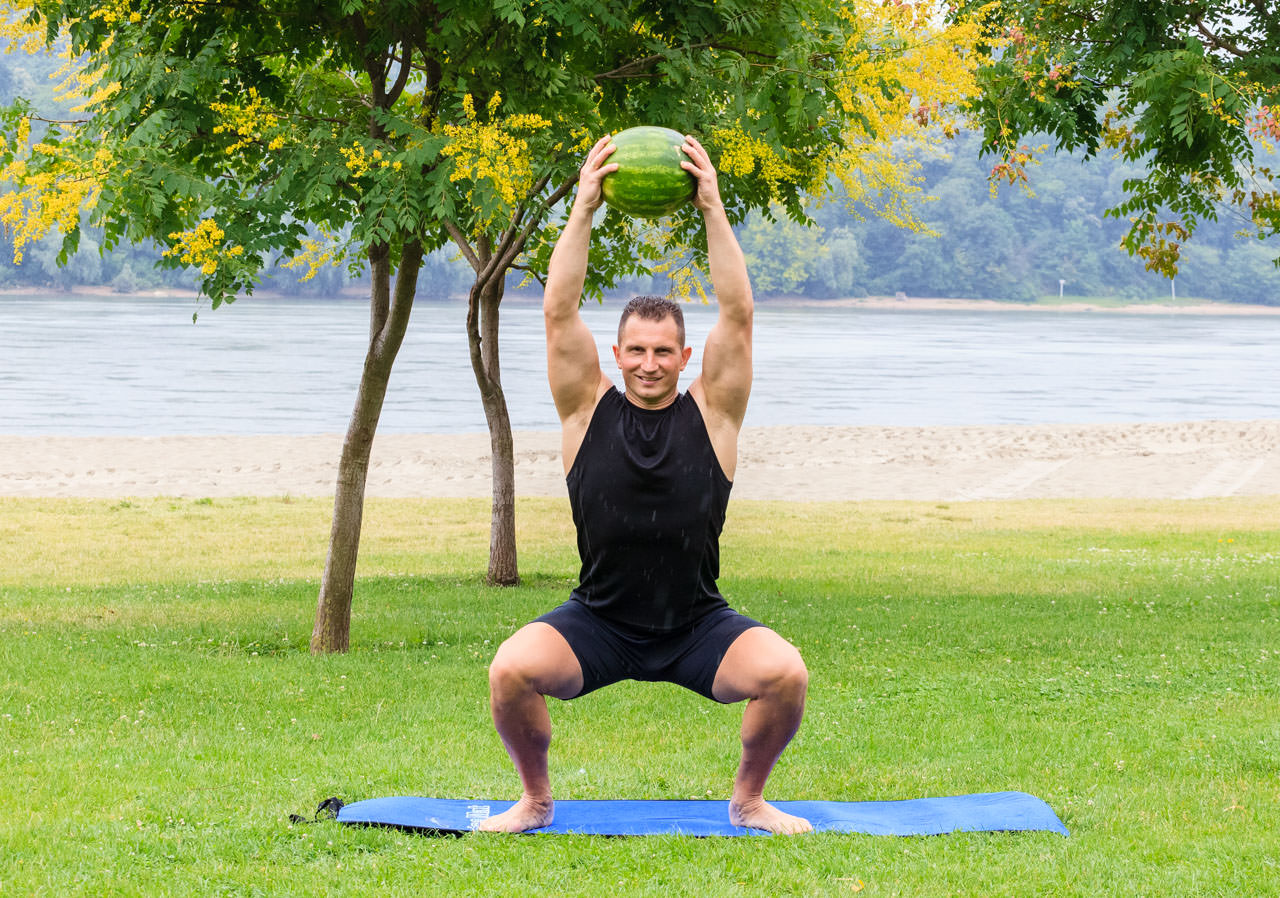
[952,0,1280,276]
[0,1,979,307]
[15,5,1275,305]
[811,131,1280,304]
[804,227,865,299]
[737,208,828,296]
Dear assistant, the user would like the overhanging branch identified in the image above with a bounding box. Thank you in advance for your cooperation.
[1195,20,1248,58]
[443,220,483,272]
[593,41,777,81]
[26,114,91,126]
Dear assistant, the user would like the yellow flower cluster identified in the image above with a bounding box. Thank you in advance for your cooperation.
[0,0,51,53]
[12,114,30,150]
[281,236,339,282]
[637,224,710,304]
[339,142,371,177]
[0,1,124,264]
[89,0,142,26]
[669,262,710,304]
[338,142,404,179]
[836,0,981,141]
[0,118,108,263]
[211,87,283,154]
[811,0,984,229]
[1127,216,1190,278]
[1196,74,1254,132]
[164,219,244,276]
[441,92,551,220]
[44,32,121,112]
[1102,109,1140,156]
[987,142,1045,200]
[552,126,596,156]
[708,126,799,190]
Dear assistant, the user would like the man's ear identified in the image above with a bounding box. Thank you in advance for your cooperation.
[612,344,622,368]
[679,345,693,369]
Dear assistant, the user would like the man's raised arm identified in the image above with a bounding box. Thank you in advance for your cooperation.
[683,135,753,432]
[544,137,616,426]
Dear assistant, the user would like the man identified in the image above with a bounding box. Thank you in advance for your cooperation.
[481,134,810,835]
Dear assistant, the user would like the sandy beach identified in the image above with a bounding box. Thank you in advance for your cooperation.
[3,419,1279,501]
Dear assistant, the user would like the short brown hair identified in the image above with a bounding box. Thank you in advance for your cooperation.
[617,295,685,346]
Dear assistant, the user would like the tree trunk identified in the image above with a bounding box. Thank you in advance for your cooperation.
[311,241,424,653]
[446,174,576,588]
[466,272,519,586]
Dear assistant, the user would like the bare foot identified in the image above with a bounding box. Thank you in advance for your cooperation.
[476,795,554,833]
[729,797,813,834]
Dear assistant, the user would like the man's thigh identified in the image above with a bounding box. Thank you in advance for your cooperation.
[491,620,584,700]
[710,626,807,704]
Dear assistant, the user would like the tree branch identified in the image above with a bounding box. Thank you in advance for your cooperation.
[486,170,577,283]
[1195,20,1248,58]
[384,41,413,106]
[510,262,547,288]
[27,114,91,126]
[367,241,391,343]
[381,239,424,352]
[443,220,483,272]
[348,14,391,120]
[448,158,577,288]
[593,41,777,80]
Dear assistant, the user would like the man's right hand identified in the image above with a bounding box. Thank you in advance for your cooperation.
[573,136,619,213]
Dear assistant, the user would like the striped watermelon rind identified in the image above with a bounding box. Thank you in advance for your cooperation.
[601,126,696,219]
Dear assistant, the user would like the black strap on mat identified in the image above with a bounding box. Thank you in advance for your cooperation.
[289,796,345,825]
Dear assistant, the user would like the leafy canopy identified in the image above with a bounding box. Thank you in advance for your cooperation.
[0,1,983,303]
[952,0,1280,276]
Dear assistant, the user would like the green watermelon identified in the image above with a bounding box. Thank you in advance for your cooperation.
[601,126,696,219]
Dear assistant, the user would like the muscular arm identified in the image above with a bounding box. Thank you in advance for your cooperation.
[684,137,753,457]
[545,137,616,463]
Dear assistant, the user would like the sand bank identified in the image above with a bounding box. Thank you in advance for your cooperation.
[3,420,1278,501]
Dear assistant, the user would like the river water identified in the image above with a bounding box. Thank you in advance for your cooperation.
[1,294,1276,434]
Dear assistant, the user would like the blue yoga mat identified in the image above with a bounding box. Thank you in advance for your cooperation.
[336,792,1068,837]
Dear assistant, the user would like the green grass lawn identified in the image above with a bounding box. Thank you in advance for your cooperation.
[2,496,1277,896]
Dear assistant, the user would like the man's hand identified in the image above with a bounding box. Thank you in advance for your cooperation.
[679,135,724,213]
[573,136,619,213]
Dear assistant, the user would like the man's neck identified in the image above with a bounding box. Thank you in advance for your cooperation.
[622,387,680,410]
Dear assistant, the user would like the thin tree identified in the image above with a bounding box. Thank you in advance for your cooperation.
[0,0,983,649]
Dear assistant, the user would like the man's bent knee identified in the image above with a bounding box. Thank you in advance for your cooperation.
[487,644,532,695]
[765,647,808,699]
[713,627,808,703]
[488,622,583,701]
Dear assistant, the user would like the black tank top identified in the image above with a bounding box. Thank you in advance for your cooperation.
[567,388,732,632]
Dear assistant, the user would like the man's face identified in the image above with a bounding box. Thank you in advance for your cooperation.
[612,314,692,409]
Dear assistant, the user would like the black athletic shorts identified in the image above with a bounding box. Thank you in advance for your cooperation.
[534,599,764,702]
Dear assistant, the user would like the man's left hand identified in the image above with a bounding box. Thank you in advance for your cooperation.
[679,135,723,213]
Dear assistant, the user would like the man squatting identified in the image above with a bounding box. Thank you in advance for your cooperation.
[481,134,811,835]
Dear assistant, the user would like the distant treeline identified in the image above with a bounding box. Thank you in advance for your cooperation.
[783,132,1280,305]
[2,52,1276,304]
